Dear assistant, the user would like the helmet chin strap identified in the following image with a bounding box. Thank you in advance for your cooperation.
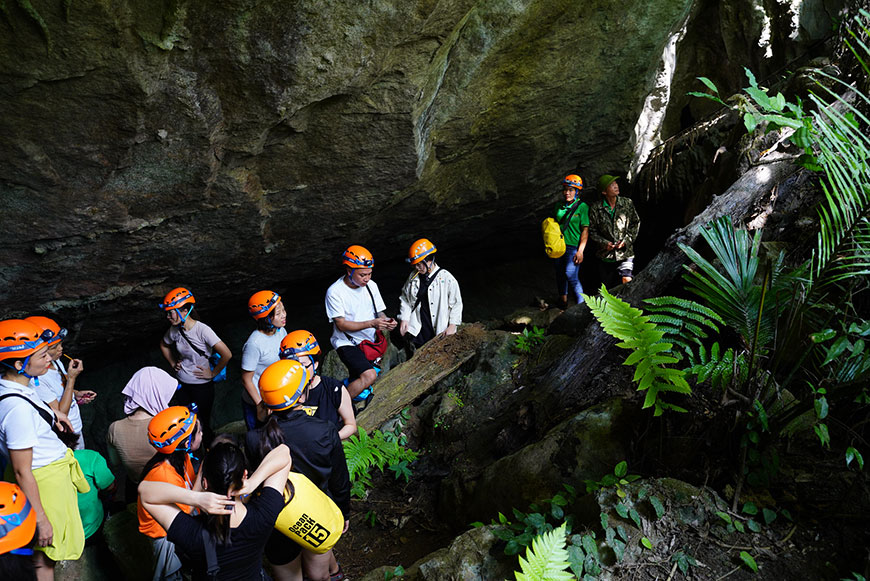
[2,358,39,385]
[345,273,360,288]
[176,306,193,325]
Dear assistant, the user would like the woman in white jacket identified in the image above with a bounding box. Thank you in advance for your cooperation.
[398,238,463,349]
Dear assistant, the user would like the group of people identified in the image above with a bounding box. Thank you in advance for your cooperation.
[550,173,641,308]
[0,237,464,580]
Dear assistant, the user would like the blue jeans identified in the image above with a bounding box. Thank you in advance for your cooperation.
[553,245,585,303]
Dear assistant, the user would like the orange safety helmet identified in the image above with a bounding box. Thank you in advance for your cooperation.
[24,316,68,347]
[248,290,282,320]
[148,406,199,454]
[159,287,195,311]
[259,359,311,412]
[342,245,374,269]
[0,319,51,363]
[0,482,36,555]
[407,238,437,265]
[563,174,583,190]
[279,330,321,360]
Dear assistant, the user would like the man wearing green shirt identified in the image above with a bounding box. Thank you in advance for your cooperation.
[73,448,115,542]
[589,174,641,287]
[552,174,590,308]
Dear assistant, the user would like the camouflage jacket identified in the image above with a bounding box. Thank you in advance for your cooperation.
[588,197,640,261]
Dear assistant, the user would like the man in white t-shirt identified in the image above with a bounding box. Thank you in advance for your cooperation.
[325,245,397,402]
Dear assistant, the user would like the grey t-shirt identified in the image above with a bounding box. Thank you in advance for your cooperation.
[163,321,221,385]
[240,328,287,404]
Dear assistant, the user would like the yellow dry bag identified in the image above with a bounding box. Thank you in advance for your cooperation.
[274,472,344,553]
[542,217,566,258]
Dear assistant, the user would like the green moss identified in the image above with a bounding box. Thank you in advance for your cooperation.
[0,0,52,51]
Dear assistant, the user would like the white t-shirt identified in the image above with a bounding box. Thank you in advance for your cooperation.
[163,321,222,384]
[325,277,387,349]
[31,360,84,439]
[240,328,287,404]
[0,378,67,469]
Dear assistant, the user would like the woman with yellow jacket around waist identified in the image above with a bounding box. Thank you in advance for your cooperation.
[0,318,89,581]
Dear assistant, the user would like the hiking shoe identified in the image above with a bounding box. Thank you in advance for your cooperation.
[353,390,375,415]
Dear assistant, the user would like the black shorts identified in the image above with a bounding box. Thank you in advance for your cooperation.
[265,529,303,565]
[336,345,373,382]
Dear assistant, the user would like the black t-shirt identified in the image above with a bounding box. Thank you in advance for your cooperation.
[245,410,351,518]
[167,487,283,581]
[305,376,344,428]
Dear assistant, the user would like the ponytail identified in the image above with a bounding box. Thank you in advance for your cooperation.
[201,440,247,545]
[256,413,286,466]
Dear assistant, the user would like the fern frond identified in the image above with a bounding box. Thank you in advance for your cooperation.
[514,523,573,581]
[588,285,691,415]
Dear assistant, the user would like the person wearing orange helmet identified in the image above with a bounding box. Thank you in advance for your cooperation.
[138,405,204,581]
[240,290,288,430]
[551,174,590,309]
[280,330,357,440]
[158,287,232,443]
[0,319,88,580]
[325,245,397,402]
[25,316,95,449]
[398,238,463,351]
[0,481,38,580]
[247,360,351,581]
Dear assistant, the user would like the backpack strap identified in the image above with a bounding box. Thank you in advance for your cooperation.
[178,327,209,358]
[201,528,220,580]
[0,393,56,429]
[411,268,443,312]
[343,285,382,345]
[557,199,582,227]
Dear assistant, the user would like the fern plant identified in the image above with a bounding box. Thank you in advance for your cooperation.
[643,296,724,363]
[514,523,574,581]
[585,285,691,415]
[344,427,419,498]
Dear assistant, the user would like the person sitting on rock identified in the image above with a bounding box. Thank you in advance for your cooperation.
[589,174,641,287]
[25,316,95,450]
[550,175,590,308]
[279,330,357,441]
[324,245,396,405]
[398,238,463,351]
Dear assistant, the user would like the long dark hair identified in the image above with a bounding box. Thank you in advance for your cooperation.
[201,441,246,545]
[255,413,295,503]
[139,449,190,484]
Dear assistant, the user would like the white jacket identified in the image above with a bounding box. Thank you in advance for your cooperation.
[398,266,463,337]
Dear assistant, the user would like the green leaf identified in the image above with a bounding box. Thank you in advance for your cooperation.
[650,496,665,520]
[762,508,777,525]
[600,513,609,531]
[614,461,628,478]
[470,521,484,528]
[814,423,831,448]
[733,520,745,533]
[629,508,642,529]
[716,511,732,525]
[641,537,653,549]
[846,446,865,470]
[581,534,598,560]
[815,397,829,420]
[505,539,521,556]
[811,328,837,343]
[742,502,758,515]
[739,551,758,572]
[567,545,585,578]
[748,519,762,532]
[615,503,629,519]
[697,76,720,94]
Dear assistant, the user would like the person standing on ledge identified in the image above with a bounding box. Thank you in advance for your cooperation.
[589,174,641,287]
[551,175,590,309]
[158,287,232,443]
[325,245,396,404]
[398,238,463,351]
